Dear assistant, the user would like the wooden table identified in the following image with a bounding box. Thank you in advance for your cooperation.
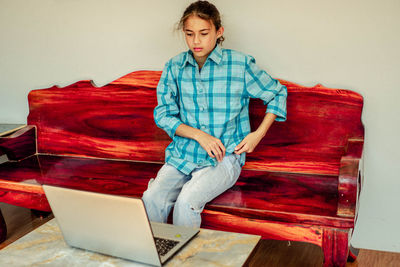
[0,219,260,266]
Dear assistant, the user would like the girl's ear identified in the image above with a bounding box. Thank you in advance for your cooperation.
[217,26,224,38]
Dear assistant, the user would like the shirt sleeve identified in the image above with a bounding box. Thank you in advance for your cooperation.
[244,55,287,122]
[153,61,183,138]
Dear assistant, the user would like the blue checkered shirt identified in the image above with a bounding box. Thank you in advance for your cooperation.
[154,44,287,175]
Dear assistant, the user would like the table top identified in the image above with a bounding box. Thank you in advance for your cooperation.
[0,219,260,266]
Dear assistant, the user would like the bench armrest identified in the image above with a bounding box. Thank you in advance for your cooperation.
[337,137,364,218]
[0,125,37,161]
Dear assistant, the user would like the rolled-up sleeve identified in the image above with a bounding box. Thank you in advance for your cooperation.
[244,55,287,122]
[153,61,183,138]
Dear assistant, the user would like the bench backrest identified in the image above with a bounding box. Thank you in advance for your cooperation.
[27,71,364,175]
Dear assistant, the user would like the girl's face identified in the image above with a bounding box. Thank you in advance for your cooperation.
[183,15,224,66]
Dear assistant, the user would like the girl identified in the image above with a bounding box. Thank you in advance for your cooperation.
[142,0,287,228]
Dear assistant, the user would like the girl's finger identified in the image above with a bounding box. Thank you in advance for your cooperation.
[235,143,248,155]
[207,148,215,158]
[212,145,223,162]
[235,138,247,151]
[217,141,226,158]
[235,143,243,152]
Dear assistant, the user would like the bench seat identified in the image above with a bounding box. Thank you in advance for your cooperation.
[0,154,352,230]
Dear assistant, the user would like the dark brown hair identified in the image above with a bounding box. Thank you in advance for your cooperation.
[177,0,225,45]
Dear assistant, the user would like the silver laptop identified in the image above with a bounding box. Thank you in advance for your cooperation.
[43,185,199,266]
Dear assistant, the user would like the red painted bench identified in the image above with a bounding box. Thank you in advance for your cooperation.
[0,71,364,266]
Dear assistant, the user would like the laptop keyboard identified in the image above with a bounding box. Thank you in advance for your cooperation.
[154,237,180,256]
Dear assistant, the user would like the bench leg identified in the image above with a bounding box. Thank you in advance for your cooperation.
[31,209,52,219]
[0,208,7,243]
[322,228,350,267]
[347,245,360,262]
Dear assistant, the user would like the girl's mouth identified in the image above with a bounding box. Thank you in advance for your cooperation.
[194,48,202,52]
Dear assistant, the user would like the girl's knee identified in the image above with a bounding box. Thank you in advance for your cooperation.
[175,193,204,214]
[173,193,203,227]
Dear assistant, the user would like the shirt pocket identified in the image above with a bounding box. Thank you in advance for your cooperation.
[212,78,244,113]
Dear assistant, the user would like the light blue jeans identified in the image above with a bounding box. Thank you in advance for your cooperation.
[142,153,242,228]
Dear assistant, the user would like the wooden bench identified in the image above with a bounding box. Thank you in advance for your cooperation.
[0,71,364,266]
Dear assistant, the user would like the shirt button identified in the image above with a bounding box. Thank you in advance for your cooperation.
[198,84,204,92]
[200,107,205,111]
[201,125,206,130]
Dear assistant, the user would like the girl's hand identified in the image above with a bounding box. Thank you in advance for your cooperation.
[234,131,264,155]
[195,131,226,162]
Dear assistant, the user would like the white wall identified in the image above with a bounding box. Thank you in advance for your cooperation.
[1,0,399,253]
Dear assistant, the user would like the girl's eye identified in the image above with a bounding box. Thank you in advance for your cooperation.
[201,33,208,36]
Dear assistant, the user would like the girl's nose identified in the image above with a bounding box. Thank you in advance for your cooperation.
[194,34,200,44]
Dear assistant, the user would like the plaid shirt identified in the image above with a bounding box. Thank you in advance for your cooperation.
[154,44,287,175]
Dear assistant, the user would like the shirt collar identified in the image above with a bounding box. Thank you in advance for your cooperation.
[180,44,223,69]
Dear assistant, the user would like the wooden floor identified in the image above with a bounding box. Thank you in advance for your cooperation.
[0,203,399,266]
